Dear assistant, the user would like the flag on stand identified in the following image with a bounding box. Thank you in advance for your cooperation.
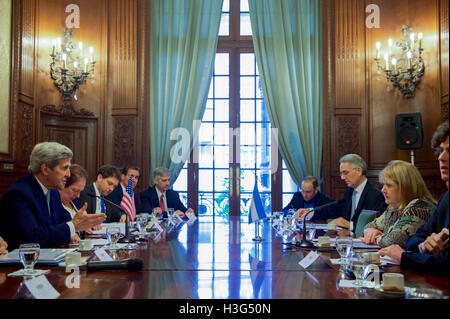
[120,175,136,222]
[248,181,266,224]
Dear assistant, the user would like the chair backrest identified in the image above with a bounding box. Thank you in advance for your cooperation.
[355,209,378,237]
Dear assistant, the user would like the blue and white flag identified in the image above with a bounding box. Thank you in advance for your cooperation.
[248,182,266,224]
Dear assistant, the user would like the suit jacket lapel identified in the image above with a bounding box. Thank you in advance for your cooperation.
[29,175,52,225]
[353,183,370,221]
[151,186,159,208]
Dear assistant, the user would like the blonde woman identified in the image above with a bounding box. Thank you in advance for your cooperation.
[361,160,436,248]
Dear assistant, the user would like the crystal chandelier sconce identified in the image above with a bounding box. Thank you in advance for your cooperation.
[50,28,96,102]
[374,25,424,99]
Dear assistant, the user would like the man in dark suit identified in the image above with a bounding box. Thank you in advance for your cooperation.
[79,165,125,223]
[106,166,140,216]
[379,120,449,276]
[298,154,387,229]
[283,176,334,214]
[0,142,106,250]
[139,167,194,217]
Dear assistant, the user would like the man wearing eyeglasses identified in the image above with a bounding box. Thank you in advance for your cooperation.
[297,154,387,230]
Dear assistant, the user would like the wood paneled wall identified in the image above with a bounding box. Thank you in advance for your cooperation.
[0,0,448,202]
[0,0,150,196]
[322,0,449,201]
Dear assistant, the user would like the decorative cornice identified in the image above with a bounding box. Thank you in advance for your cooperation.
[41,103,95,118]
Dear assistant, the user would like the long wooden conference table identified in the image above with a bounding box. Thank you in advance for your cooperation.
[0,216,448,299]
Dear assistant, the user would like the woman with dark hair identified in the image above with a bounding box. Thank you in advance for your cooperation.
[59,164,88,218]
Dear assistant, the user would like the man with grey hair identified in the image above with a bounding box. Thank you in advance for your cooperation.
[139,167,194,217]
[298,154,386,229]
[0,142,106,250]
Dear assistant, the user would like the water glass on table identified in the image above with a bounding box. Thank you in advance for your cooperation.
[106,226,122,249]
[336,236,353,265]
[351,251,369,287]
[306,228,316,241]
[19,243,40,275]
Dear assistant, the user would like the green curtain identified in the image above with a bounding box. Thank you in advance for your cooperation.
[248,0,323,186]
[150,0,223,184]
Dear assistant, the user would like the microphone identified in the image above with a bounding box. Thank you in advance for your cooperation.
[297,208,316,248]
[87,193,133,244]
[294,200,344,248]
[86,258,143,272]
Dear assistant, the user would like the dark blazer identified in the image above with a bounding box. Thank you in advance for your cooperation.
[401,191,449,276]
[78,183,124,223]
[106,183,123,206]
[0,174,72,250]
[312,180,387,226]
[139,186,187,214]
[283,191,334,211]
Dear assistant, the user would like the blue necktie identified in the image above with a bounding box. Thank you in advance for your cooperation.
[100,197,105,213]
[45,191,51,216]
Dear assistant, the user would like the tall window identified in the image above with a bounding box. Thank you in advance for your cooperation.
[173,0,288,219]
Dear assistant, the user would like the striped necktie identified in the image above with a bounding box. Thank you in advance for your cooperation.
[350,190,357,220]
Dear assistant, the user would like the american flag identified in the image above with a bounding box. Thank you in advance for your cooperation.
[120,175,136,222]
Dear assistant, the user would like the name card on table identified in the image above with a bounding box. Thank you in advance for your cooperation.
[94,248,113,261]
[24,275,60,299]
[298,251,320,269]
[186,212,197,222]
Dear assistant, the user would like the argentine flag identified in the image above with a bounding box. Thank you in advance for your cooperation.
[248,181,266,223]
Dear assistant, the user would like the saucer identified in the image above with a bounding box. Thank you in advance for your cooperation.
[375,286,408,296]
[58,261,87,268]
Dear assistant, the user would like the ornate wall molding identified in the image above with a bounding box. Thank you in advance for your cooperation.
[41,103,95,119]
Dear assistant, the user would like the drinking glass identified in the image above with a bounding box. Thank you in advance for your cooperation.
[106,226,122,249]
[351,261,367,287]
[167,208,174,217]
[135,216,144,234]
[306,228,316,241]
[336,236,353,264]
[19,243,40,275]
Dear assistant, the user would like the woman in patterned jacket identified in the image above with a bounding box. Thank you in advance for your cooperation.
[361,160,436,248]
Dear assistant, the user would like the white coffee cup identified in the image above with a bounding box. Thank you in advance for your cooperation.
[327,223,337,231]
[65,251,82,266]
[78,239,93,251]
[382,273,404,290]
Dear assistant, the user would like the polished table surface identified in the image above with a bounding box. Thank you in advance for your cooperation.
[0,216,448,299]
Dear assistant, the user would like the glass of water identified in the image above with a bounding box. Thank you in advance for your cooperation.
[306,228,316,241]
[19,243,40,275]
[106,226,122,249]
[336,236,353,265]
[351,260,367,287]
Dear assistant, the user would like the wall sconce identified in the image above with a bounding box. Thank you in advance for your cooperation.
[50,28,96,102]
[374,25,424,99]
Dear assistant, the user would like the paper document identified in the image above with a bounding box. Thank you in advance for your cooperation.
[380,255,400,265]
[0,248,76,263]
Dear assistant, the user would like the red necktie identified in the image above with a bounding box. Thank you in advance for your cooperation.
[160,194,166,211]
